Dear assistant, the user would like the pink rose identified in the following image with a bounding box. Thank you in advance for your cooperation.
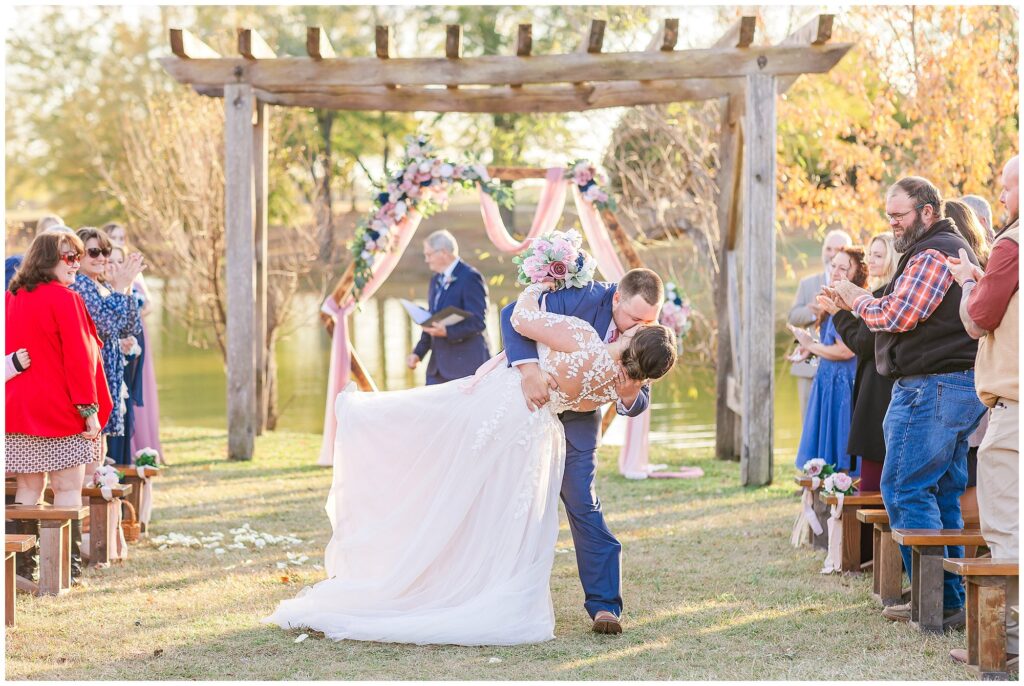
[549,261,569,279]
[833,473,853,492]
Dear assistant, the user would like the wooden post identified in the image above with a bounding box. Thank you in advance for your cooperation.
[254,99,269,434]
[224,83,256,460]
[740,73,776,487]
[714,96,743,461]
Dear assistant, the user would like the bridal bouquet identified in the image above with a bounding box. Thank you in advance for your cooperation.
[513,229,597,290]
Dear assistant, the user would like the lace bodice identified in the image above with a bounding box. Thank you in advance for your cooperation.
[509,283,619,413]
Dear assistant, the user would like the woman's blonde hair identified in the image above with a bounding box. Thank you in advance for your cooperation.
[868,232,898,291]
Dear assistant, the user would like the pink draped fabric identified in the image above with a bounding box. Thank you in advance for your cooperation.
[130,311,163,463]
[318,211,425,466]
[478,168,567,254]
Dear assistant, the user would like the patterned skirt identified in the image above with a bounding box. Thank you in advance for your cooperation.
[5,433,102,474]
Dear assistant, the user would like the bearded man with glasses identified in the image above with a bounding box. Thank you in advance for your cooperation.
[828,176,987,629]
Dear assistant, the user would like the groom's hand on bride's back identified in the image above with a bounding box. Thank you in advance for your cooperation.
[516,362,558,412]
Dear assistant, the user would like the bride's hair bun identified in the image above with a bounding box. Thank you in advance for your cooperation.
[621,326,677,381]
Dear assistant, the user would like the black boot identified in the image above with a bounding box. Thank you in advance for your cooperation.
[69,519,85,585]
[15,519,39,583]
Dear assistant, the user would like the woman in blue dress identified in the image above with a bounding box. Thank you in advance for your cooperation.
[68,227,145,479]
[791,246,868,474]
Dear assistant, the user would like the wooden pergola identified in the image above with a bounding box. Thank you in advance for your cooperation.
[159,15,852,485]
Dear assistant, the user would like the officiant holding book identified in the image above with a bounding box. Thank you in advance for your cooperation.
[407,230,491,385]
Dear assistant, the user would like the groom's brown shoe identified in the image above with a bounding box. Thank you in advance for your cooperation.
[592,610,622,634]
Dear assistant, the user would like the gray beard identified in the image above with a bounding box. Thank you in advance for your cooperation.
[894,215,928,252]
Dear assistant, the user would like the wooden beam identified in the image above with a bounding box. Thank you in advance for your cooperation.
[778,15,836,94]
[253,99,269,435]
[169,28,219,59]
[160,43,854,88]
[710,16,757,49]
[446,25,461,91]
[375,25,391,59]
[446,24,462,59]
[600,208,644,270]
[306,26,335,60]
[516,24,532,56]
[193,78,746,113]
[583,19,606,53]
[739,73,776,487]
[487,166,549,180]
[237,28,275,60]
[647,18,679,51]
[224,83,256,460]
[714,96,743,461]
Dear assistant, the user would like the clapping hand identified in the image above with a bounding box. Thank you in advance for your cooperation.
[816,292,841,316]
[828,280,871,311]
[945,248,984,286]
[786,323,815,349]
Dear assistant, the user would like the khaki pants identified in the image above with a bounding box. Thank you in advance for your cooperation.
[977,399,1019,654]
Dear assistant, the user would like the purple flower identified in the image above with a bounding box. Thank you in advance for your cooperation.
[549,261,569,279]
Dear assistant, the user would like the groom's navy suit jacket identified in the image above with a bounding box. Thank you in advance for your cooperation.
[413,259,491,383]
[500,281,651,453]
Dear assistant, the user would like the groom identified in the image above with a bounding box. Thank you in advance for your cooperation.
[500,268,663,635]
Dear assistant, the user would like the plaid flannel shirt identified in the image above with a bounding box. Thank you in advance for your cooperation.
[853,249,954,333]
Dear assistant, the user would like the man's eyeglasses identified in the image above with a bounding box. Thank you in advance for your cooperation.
[85,247,112,258]
[886,203,929,223]
[59,252,82,266]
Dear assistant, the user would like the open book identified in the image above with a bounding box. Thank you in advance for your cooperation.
[400,299,472,328]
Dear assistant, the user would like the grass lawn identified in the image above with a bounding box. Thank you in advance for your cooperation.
[6,425,975,680]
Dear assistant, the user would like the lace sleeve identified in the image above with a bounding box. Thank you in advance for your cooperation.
[510,283,604,354]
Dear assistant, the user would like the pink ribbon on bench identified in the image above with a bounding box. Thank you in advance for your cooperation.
[135,465,154,527]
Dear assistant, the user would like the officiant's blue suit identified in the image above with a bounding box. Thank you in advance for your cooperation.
[413,259,491,385]
[500,281,650,619]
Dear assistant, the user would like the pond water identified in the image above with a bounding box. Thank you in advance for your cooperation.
[148,277,805,461]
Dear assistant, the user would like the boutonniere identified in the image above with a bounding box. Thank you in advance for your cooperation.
[443,275,457,288]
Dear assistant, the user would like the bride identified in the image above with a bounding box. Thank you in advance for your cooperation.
[264,282,677,646]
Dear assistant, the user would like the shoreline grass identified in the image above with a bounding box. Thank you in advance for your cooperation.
[5,425,975,680]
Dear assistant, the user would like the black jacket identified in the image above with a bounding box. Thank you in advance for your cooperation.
[874,218,980,378]
[833,288,893,463]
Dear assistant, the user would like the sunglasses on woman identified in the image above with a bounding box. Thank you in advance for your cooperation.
[59,252,82,266]
[85,247,112,258]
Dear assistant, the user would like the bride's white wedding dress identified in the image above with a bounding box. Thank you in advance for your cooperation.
[264,283,620,646]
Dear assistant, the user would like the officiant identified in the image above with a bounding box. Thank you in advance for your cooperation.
[407,230,491,385]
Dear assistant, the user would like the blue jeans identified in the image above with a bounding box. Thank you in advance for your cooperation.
[881,370,986,610]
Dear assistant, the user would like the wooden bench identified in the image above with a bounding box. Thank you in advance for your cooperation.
[5,505,88,596]
[943,558,1020,680]
[891,528,987,634]
[116,466,160,535]
[819,491,883,573]
[5,534,35,626]
[5,483,134,566]
[793,476,829,551]
[857,509,903,606]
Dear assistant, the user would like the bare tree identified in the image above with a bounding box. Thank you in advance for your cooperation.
[602,100,722,361]
[96,91,320,433]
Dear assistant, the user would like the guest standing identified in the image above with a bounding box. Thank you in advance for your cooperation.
[407,230,491,385]
[104,244,145,465]
[788,230,853,418]
[945,199,991,267]
[106,223,163,463]
[832,177,986,627]
[948,155,1019,663]
[960,194,995,242]
[6,231,112,584]
[5,214,65,288]
[68,227,144,478]
[791,246,867,473]
[825,233,898,491]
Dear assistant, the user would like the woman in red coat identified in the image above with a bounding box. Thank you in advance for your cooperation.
[6,230,113,583]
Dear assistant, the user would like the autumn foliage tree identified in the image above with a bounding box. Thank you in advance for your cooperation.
[778,6,1019,245]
